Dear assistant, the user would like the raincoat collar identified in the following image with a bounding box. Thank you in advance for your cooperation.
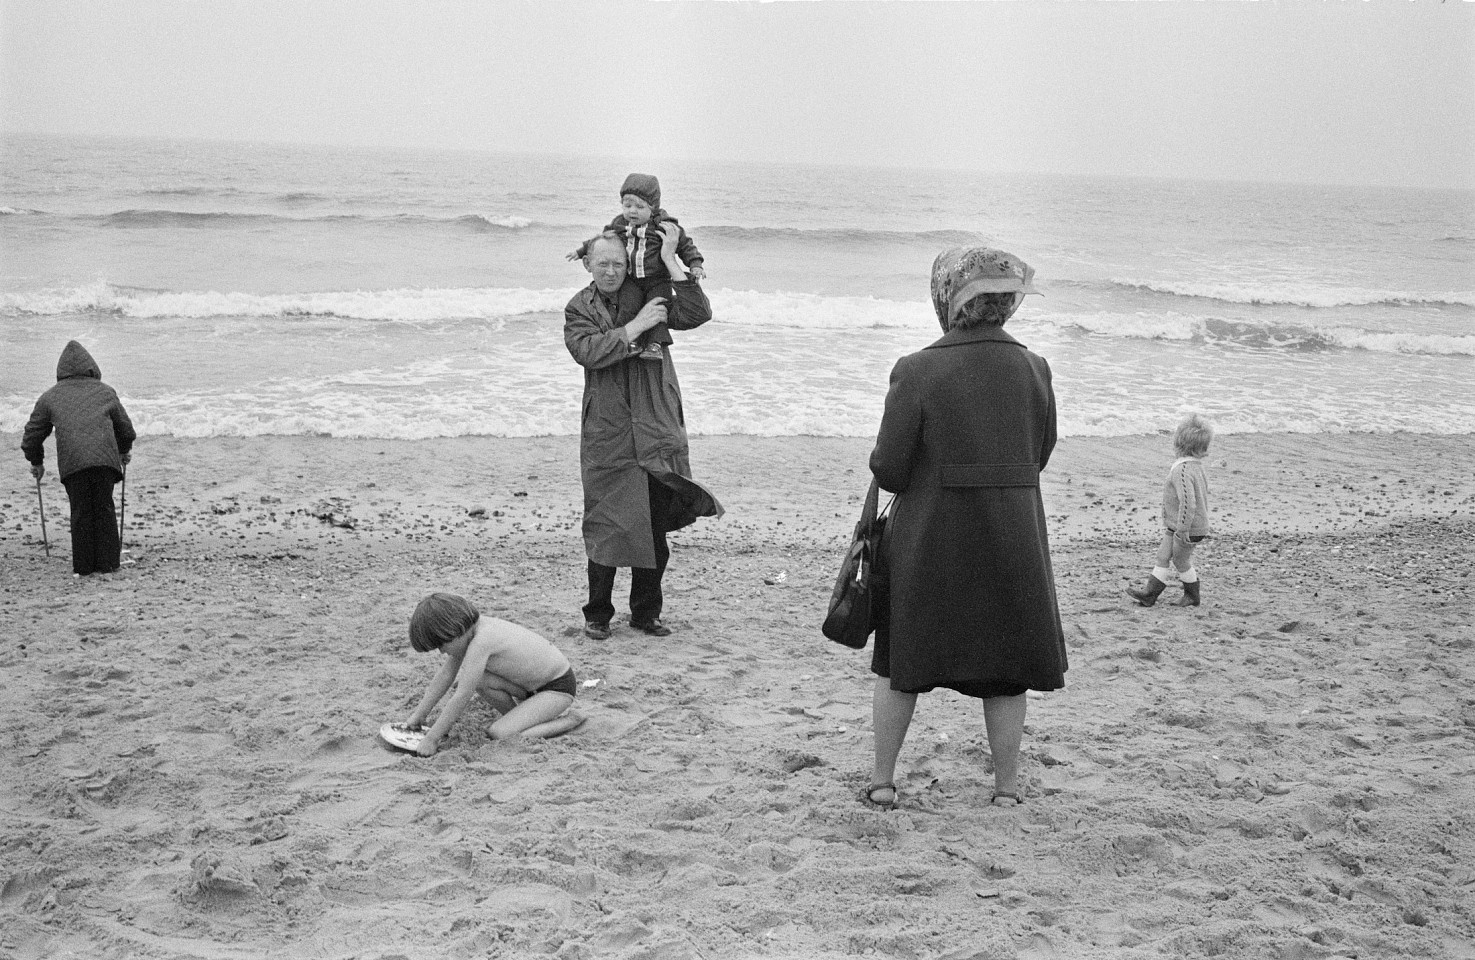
[927,324,1024,351]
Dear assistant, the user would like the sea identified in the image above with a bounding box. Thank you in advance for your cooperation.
[3,132,1472,441]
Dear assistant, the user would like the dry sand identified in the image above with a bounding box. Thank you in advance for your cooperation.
[2,431,1472,960]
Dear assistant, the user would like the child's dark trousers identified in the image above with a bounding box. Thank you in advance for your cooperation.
[62,466,122,575]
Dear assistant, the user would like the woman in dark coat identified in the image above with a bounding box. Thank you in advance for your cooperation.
[866,247,1067,809]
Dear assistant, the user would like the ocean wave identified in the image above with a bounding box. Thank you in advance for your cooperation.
[0,206,47,216]
[80,208,544,231]
[0,281,935,328]
[1110,278,1475,309]
[139,186,242,197]
[97,209,277,228]
[0,281,572,322]
[7,281,1470,355]
[699,225,984,246]
[455,213,535,230]
[1043,311,1475,356]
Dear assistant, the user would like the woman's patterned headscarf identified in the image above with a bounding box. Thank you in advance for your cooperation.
[930,247,1039,331]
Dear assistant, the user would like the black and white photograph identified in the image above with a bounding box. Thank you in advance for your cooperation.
[2,2,1472,957]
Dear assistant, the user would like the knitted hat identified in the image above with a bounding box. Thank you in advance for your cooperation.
[619,173,661,210]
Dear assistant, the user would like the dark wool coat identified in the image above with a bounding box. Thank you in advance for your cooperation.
[22,341,136,482]
[869,324,1067,695]
[564,276,722,568]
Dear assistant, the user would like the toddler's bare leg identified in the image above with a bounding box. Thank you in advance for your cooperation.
[1153,533,1175,568]
[1169,539,1198,573]
[488,691,583,740]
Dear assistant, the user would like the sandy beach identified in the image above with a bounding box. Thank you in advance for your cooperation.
[2,430,1472,960]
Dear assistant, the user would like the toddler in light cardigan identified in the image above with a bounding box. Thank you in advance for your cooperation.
[1127,414,1213,607]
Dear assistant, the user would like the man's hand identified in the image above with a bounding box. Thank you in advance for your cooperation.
[627,298,668,338]
[122,453,131,466]
[690,265,706,280]
[29,463,43,481]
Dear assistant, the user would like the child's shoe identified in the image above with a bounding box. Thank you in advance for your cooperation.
[1174,581,1201,606]
[637,341,665,361]
[1126,575,1167,606]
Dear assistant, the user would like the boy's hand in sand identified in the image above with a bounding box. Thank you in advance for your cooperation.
[414,735,439,758]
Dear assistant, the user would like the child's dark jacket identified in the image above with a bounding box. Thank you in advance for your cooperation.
[579,211,703,283]
[22,341,136,482]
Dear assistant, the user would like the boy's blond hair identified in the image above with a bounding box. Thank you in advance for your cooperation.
[1174,414,1213,458]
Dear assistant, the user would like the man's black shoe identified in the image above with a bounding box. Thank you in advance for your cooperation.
[583,621,612,640]
[629,618,672,637]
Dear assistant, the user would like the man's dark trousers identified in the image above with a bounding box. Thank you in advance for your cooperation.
[583,475,674,626]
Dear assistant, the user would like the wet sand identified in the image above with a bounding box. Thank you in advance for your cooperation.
[2,431,1473,959]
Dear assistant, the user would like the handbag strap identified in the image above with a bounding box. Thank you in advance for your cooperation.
[860,478,880,526]
[861,478,898,523]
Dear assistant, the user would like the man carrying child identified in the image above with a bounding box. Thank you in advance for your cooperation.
[563,227,722,641]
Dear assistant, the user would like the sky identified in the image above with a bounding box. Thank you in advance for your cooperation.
[2,0,1472,190]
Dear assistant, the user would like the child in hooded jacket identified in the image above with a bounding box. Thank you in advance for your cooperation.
[568,173,705,361]
[22,340,136,576]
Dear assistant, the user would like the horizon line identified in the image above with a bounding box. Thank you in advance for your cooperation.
[4,127,1470,196]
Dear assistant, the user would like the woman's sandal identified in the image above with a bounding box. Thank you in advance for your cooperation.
[990,791,1024,807]
[863,783,897,810]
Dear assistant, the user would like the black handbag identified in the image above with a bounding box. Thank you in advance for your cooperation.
[822,479,893,649]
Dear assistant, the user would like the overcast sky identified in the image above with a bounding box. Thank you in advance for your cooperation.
[2,0,1472,189]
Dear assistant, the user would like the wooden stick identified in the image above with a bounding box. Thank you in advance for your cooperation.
[35,475,50,557]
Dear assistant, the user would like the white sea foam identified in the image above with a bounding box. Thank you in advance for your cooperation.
[707,288,934,330]
[1111,278,1475,309]
[0,282,935,329]
[0,281,575,322]
[1036,310,1475,356]
[8,282,1470,357]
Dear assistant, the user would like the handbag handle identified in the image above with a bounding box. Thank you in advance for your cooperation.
[859,478,880,527]
[862,478,896,523]
[855,479,895,585]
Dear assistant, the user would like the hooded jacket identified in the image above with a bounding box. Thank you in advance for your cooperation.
[21,341,136,482]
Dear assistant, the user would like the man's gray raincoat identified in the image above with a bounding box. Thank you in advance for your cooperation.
[564,276,722,568]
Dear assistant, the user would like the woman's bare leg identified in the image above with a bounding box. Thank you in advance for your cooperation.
[983,693,1027,805]
[871,677,918,801]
